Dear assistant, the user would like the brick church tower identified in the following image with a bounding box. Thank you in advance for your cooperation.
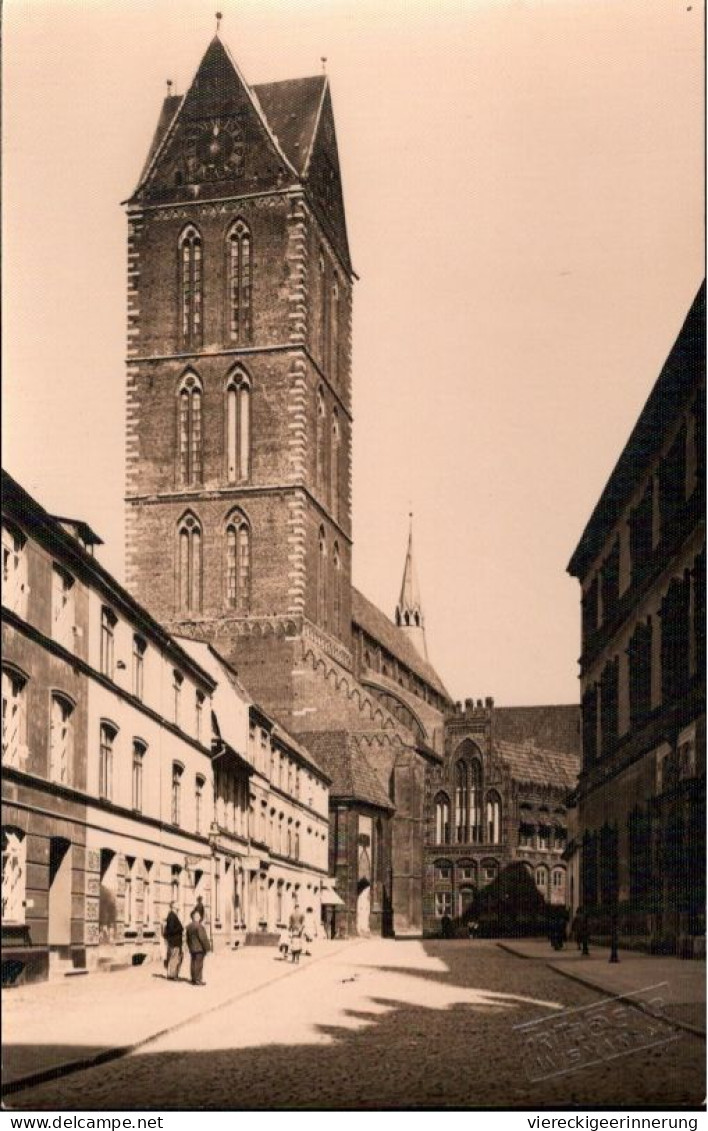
[124,32,354,717]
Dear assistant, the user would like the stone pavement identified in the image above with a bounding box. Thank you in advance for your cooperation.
[496,938,706,1035]
[2,938,359,1093]
[7,939,704,1110]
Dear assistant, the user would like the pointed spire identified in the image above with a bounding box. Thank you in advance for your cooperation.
[395,513,428,660]
[215,11,223,35]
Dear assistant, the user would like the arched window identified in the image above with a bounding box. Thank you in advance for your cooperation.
[225,369,251,482]
[331,409,340,518]
[1,827,26,924]
[227,220,252,341]
[318,527,327,629]
[225,512,251,612]
[333,541,342,636]
[179,226,202,348]
[177,372,203,486]
[469,760,483,842]
[319,252,328,365]
[535,865,548,894]
[434,792,450,844]
[50,693,74,786]
[455,761,468,843]
[486,791,501,844]
[99,721,117,801]
[331,276,339,382]
[316,387,326,492]
[2,666,27,769]
[177,513,202,613]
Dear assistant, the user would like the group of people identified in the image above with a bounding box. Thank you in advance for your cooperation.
[162,896,210,986]
[548,906,591,955]
[278,904,319,964]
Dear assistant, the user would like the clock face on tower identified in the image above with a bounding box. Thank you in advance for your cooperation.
[184,117,245,183]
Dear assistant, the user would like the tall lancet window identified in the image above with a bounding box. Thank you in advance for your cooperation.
[179,226,202,348]
[177,372,203,485]
[318,527,327,629]
[316,388,326,492]
[319,253,329,367]
[333,541,342,636]
[178,513,202,613]
[455,761,468,843]
[226,369,251,482]
[225,512,251,612]
[470,760,482,842]
[331,276,339,383]
[228,220,252,341]
[331,409,340,519]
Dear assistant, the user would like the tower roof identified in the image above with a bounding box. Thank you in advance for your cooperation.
[397,516,422,616]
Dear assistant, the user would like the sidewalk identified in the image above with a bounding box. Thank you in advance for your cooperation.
[2,939,359,1095]
[496,939,706,1036]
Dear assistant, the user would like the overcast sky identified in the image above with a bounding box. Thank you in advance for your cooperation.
[3,0,704,705]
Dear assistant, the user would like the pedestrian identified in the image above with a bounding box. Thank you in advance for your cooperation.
[162,901,184,981]
[186,909,211,985]
[289,902,305,964]
[277,927,290,960]
[303,906,318,956]
[192,894,205,922]
[572,907,590,956]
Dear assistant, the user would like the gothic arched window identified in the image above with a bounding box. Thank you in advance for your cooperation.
[177,371,203,486]
[177,513,202,613]
[486,791,501,844]
[469,760,483,842]
[318,527,327,629]
[225,512,251,612]
[331,276,339,382]
[331,409,340,518]
[333,541,342,636]
[227,220,252,341]
[316,387,326,492]
[434,792,450,844]
[225,368,251,482]
[319,252,329,366]
[455,761,468,843]
[179,226,202,348]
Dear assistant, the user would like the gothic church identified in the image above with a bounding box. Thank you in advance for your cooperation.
[124,31,580,937]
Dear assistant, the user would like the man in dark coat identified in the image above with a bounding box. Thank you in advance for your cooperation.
[186,909,210,985]
[163,902,184,980]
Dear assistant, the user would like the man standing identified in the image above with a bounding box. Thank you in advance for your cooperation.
[186,909,211,985]
[289,902,305,964]
[163,902,184,981]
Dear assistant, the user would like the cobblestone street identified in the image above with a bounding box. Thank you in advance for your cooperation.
[5,940,704,1110]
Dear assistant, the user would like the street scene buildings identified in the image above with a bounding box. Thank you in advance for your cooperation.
[1,5,704,1113]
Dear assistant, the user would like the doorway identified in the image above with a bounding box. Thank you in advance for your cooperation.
[356,878,371,936]
[48,838,72,947]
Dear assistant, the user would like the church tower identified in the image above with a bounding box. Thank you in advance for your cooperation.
[124,30,354,710]
[395,517,428,660]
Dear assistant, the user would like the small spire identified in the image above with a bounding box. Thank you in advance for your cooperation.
[395,513,428,660]
[166,79,173,96]
[216,10,223,34]
[321,56,328,74]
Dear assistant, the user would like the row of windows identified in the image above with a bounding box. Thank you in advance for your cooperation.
[177,225,344,386]
[581,400,703,644]
[177,368,251,487]
[582,551,705,765]
[432,863,566,917]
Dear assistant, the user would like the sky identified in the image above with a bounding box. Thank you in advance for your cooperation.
[3,0,704,706]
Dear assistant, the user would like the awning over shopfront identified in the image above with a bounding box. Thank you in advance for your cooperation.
[320,885,344,906]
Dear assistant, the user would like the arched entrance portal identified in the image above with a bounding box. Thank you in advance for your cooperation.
[356,878,371,936]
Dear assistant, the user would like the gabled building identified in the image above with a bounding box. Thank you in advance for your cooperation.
[567,283,705,956]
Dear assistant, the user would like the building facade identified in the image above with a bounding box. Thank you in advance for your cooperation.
[423,701,580,935]
[567,284,705,956]
[1,472,331,984]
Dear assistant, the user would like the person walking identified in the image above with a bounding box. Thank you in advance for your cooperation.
[289,903,305,964]
[303,906,318,956]
[186,909,211,985]
[192,895,205,922]
[163,902,184,981]
[572,907,590,956]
